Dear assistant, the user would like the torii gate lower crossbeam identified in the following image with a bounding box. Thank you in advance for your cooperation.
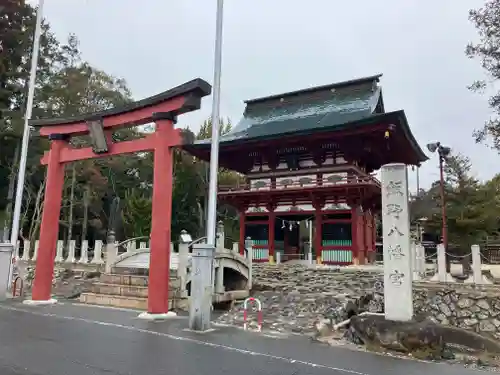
[26,78,211,317]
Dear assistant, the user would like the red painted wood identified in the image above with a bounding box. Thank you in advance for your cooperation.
[358,212,366,265]
[39,96,186,136]
[147,119,175,314]
[31,140,66,301]
[40,134,160,165]
[268,212,275,260]
[245,220,268,225]
[351,206,359,263]
[239,213,245,255]
[314,210,322,258]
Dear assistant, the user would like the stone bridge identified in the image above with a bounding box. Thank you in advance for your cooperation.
[110,241,251,304]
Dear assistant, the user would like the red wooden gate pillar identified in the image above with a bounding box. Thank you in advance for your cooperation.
[268,212,275,263]
[313,202,323,264]
[147,114,176,315]
[351,205,360,264]
[31,135,67,303]
[351,205,366,265]
[239,212,246,255]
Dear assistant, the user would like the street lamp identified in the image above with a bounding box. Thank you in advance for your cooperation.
[426,141,451,250]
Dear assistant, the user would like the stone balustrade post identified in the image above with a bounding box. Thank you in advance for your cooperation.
[245,237,253,290]
[126,241,136,253]
[232,242,238,253]
[14,241,21,260]
[79,240,89,264]
[307,241,313,265]
[416,244,425,277]
[21,240,30,261]
[276,251,281,265]
[471,244,482,284]
[178,230,192,298]
[91,240,104,264]
[66,240,76,263]
[437,243,447,282]
[33,240,39,261]
[54,240,64,262]
[216,221,225,251]
[139,241,147,249]
[411,241,420,280]
[105,231,117,273]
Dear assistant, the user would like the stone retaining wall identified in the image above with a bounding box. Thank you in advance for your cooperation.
[217,264,383,334]
[414,282,500,340]
[218,264,500,340]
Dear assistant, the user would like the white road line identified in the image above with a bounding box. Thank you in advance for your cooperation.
[0,304,373,375]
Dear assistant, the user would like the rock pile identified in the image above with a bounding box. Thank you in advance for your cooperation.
[19,265,99,299]
[215,264,384,335]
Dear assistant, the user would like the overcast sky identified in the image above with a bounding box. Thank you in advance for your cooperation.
[37,0,498,192]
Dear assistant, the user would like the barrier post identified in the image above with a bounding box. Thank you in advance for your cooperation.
[471,244,482,284]
[243,297,262,332]
[437,243,447,282]
[178,230,192,298]
[245,237,253,290]
[12,276,24,297]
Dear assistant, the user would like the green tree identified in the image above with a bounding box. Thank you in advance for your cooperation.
[121,189,152,237]
[467,0,500,149]
[194,118,243,239]
[412,153,498,246]
[0,0,63,234]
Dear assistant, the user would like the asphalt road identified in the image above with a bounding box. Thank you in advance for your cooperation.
[0,302,488,375]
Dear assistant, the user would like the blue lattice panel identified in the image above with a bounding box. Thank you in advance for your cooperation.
[321,249,353,265]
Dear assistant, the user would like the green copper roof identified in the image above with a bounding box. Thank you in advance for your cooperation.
[187,74,428,167]
[196,74,383,145]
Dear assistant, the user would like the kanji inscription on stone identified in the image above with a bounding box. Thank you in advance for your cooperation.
[389,270,405,286]
[387,244,404,260]
[385,180,403,196]
[381,163,413,321]
[386,203,402,218]
[387,225,403,237]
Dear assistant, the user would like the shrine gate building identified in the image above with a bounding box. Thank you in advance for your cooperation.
[187,74,427,265]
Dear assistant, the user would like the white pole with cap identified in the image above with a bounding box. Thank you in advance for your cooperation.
[8,0,45,288]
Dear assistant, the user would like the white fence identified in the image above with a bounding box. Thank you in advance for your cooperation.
[412,243,493,284]
[12,238,243,266]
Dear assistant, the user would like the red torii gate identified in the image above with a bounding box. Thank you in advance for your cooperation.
[27,78,211,316]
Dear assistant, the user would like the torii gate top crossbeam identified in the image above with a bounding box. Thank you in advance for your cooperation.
[30,78,211,137]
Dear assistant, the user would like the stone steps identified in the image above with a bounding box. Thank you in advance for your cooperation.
[90,282,179,298]
[80,272,186,311]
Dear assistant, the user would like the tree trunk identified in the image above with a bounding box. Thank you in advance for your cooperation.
[28,176,46,243]
[81,185,90,241]
[2,139,21,241]
[66,165,76,248]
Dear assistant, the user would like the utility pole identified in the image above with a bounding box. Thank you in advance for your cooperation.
[426,141,451,251]
[189,0,224,331]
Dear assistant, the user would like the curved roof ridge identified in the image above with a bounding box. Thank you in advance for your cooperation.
[244,74,382,105]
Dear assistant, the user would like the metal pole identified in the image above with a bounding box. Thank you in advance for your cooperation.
[8,0,45,285]
[190,0,224,331]
[438,153,448,251]
[416,165,420,196]
[206,0,224,246]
